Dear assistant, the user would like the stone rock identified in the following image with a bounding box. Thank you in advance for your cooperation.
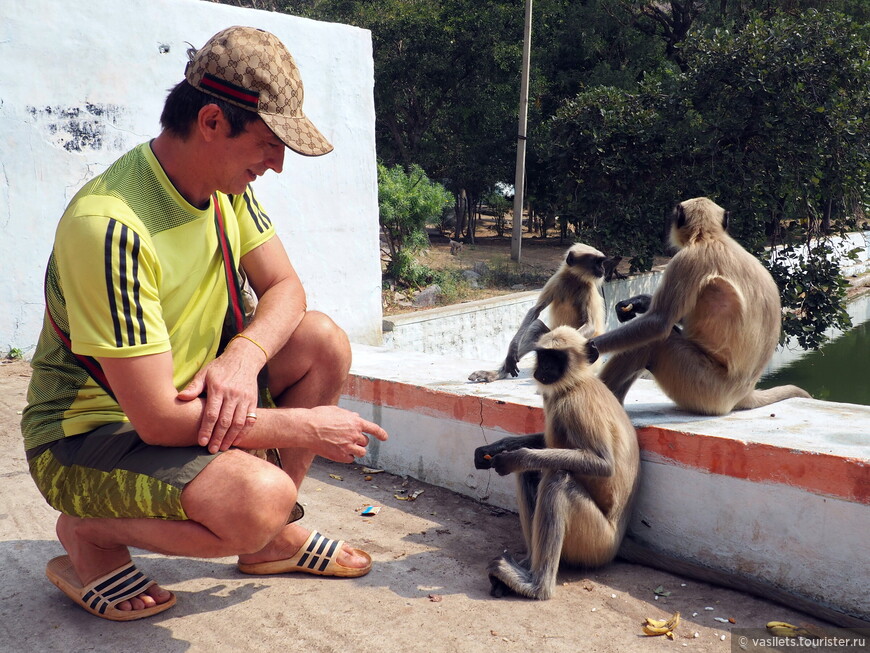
[462,270,481,288]
[413,285,443,307]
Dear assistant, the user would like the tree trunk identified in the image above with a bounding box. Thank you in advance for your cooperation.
[822,198,832,234]
[465,194,477,245]
[454,190,467,241]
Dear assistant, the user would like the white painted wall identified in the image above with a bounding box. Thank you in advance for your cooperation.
[629,459,870,618]
[0,0,382,352]
[383,270,665,362]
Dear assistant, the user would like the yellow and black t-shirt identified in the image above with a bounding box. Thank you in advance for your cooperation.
[22,142,276,450]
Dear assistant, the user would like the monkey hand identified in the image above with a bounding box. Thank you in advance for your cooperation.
[585,340,600,366]
[474,442,507,469]
[491,450,523,476]
[615,294,652,323]
[468,369,500,383]
[503,355,520,378]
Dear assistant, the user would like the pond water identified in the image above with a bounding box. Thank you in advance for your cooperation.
[758,318,870,406]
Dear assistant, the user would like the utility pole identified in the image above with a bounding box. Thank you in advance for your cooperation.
[511,0,533,262]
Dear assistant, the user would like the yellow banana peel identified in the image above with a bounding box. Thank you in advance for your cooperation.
[642,611,681,636]
[766,621,811,638]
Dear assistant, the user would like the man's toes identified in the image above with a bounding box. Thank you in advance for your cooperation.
[146,585,172,605]
[138,593,158,609]
[117,588,165,611]
[339,545,368,568]
[127,595,147,611]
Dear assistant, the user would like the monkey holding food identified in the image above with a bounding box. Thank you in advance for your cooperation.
[590,197,810,415]
[474,326,639,599]
[468,243,608,383]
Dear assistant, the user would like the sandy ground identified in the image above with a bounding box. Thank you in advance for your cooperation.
[0,359,832,652]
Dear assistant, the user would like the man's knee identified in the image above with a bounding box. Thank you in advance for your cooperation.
[276,311,350,377]
[184,451,296,550]
[302,311,349,354]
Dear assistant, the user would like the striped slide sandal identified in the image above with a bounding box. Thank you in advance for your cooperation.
[237,530,372,578]
[46,555,176,621]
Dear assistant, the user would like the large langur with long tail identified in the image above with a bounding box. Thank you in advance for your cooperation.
[474,327,639,599]
[590,197,810,416]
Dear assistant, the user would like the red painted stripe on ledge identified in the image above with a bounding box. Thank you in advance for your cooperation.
[345,375,544,433]
[344,374,868,505]
[637,426,869,504]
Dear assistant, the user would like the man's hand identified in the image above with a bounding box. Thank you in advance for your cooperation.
[177,350,262,453]
[302,405,389,463]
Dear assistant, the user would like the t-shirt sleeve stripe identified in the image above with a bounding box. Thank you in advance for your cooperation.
[104,219,147,347]
[242,187,272,233]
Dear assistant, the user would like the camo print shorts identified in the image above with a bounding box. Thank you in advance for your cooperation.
[26,422,220,520]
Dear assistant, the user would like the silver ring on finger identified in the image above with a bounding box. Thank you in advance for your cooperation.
[245,412,258,422]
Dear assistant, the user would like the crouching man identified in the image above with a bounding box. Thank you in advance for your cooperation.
[21,26,387,621]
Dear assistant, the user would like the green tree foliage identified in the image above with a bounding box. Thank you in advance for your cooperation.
[378,162,452,286]
[547,9,868,344]
[682,11,869,236]
[766,242,857,350]
[547,85,677,271]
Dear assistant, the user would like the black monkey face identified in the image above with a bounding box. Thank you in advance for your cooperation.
[589,255,606,278]
[567,252,606,278]
[534,348,569,385]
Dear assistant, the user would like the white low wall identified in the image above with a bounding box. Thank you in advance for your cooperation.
[383,270,664,362]
[0,0,382,351]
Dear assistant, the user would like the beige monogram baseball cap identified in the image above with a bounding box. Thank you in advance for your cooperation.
[185,26,333,156]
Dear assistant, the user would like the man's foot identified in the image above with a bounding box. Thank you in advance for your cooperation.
[56,514,173,612]
[237,522,372,576]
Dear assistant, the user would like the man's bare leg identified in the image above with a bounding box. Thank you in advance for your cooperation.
[55,311,367,613]
[56,448,296,612]
[267,310,351,484]
[237,310,370,569]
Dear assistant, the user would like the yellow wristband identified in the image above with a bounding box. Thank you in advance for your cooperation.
[230,333,269,360]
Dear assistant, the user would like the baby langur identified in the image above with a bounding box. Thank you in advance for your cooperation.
[474,326,640,599]
[468,244,608,383]
[590,197,810,415]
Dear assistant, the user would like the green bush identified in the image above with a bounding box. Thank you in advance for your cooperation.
[378,162,453,287]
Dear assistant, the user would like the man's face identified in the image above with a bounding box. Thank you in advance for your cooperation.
[214,117,286,195]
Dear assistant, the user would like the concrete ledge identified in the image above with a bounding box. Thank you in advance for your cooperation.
[341,344,870,622]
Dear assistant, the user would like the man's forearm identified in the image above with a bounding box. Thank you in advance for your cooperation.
[229,276,305,364]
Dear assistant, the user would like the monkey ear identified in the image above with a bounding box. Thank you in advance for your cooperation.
[566,251,577,266]
[722,210,730,231]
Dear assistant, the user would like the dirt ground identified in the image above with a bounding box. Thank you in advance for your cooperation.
[0,359,841,653]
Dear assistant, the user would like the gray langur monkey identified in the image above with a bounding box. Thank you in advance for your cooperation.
[589,197,810,415]
[474,326,639,599]
[468,243,608,383]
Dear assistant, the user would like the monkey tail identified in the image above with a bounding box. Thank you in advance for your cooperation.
[733,385,811,411]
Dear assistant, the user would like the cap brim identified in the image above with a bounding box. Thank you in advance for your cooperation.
[262,113,333,157]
